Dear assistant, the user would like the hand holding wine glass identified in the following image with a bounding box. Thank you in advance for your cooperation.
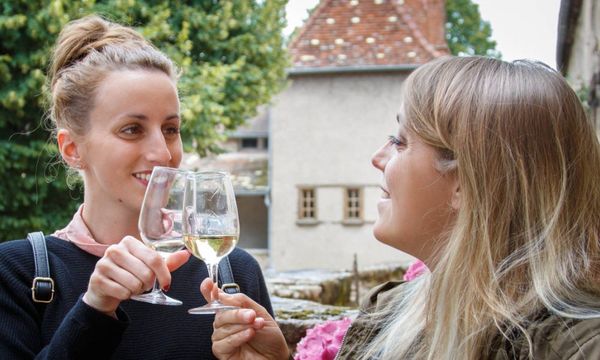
[183,171,240,314]
[131,166,187,305]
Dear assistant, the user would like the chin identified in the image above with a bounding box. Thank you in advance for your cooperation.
[372,223,389,245]
[373,226,407,252]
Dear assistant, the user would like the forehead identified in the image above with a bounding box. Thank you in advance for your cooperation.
[396,106,408,132]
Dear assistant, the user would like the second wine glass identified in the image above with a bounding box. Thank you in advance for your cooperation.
[131,166,187,306]
[183,171,240,314]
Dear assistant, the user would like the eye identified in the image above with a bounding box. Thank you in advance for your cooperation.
[388,135,406,148]
[163,125,181,137]
[120,124,143,136]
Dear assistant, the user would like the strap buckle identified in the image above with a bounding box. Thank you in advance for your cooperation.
[221,283,240,294]
[31,277,55,303]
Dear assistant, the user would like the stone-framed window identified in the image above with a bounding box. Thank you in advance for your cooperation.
[298,188,316,220]
[344,187,362,221]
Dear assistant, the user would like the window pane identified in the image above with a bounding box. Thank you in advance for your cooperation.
[345,188,361,220]
[241,138,258,148]
[299,188,316,220]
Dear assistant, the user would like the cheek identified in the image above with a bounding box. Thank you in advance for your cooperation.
[169,140,184,166]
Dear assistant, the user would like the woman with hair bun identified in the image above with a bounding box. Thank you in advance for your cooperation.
[0,15,272,359]
[203,56,600,359]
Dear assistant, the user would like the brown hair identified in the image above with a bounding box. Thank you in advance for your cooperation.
[361,56,600,360]
[47,15,178,137]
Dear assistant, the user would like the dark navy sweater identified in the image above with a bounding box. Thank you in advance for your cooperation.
[0,236,272,359]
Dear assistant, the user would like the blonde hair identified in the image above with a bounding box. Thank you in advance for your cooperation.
[47,15,178,137]
[361,56,600,359]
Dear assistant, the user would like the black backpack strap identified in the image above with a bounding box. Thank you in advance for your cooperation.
[27,232,55,303]
[218,256,239,294]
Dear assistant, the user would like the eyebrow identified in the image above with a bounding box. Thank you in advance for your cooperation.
[125,113,180,121]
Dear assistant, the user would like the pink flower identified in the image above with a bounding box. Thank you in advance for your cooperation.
[403,260,428,281]
[294,317,352,360]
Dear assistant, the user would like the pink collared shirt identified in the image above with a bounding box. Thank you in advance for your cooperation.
[52,205,111,257]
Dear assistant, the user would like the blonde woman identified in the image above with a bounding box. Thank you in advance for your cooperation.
[202,56,600,359]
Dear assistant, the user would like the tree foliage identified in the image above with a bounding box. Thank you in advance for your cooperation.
[446,0,500,57]
[0,0,289,241]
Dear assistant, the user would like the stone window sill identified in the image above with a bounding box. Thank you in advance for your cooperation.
[342,219,364,226]
[296,219,319,226]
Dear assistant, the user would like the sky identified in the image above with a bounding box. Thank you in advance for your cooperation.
[284,0,562,69]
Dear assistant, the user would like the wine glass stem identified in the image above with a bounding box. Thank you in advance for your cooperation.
[208,262,219,301]
[151,279,161,293]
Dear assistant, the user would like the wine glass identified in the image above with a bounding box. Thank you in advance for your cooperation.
[131,166,187,305]
[183,171,240,314]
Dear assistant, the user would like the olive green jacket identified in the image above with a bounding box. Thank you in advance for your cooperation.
[336,281,600,359]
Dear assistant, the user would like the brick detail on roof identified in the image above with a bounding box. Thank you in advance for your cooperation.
[289,0,449,68]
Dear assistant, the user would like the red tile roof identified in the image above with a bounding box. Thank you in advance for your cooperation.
[289,0,449,68]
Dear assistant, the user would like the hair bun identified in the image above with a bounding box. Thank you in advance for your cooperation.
[49,15,145,89]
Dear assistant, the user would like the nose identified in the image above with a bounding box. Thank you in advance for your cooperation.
[371,142,389,171]
[146,129,172,165]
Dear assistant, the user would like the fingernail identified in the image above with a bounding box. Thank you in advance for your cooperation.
[241,309,253,322]
[163,284,170,292]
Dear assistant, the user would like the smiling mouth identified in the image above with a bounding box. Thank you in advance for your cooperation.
[380,186,390,199]
[133,173,151,182]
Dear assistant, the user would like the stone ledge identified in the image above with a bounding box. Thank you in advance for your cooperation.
[272,296,358,353]
[266,269,353,305]
[265,262,407,306]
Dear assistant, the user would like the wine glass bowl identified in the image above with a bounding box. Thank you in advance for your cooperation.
[131,166,187,305]
[183,171,240,314]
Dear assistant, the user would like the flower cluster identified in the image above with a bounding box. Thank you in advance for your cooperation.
[294,317,352,360]
[402,259,427,281]
[294,260,427,359]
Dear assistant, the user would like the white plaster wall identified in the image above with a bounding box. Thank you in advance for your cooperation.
[237,195,268,249]
[270,72,415,271]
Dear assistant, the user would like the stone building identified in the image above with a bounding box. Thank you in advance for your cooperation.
[269,0,449,271]
[557,0,600,130]
[187,0,449,271]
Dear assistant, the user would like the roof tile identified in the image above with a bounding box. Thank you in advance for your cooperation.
[289,0,449,68]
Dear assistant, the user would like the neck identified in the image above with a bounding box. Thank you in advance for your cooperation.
[81,196,140,245]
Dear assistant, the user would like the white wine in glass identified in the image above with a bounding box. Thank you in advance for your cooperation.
[131,166,187,305]
[183,171,240,314]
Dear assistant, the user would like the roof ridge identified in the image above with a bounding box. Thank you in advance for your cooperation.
[288,0,331,50]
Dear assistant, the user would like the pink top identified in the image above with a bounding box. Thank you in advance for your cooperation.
[52,205,111,257]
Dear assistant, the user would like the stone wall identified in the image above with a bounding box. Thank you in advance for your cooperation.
[267,262,407,352]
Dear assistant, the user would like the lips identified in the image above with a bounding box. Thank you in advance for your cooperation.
[133,171,152,185]
[380,185,390,199]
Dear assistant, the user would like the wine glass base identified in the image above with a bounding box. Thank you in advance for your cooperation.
[131,290,182,306]
[188,302,238,314]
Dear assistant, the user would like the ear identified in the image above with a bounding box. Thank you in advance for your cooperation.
[450,177,460,210]
[57,129,84,169]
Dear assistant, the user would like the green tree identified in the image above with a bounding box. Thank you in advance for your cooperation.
[0,0,289,241]
[446,0,500,57]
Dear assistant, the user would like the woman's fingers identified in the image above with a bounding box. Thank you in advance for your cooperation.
[212,321,259,342]
[200,278,220,303]
[89,271,141,299]
[212,327,256,354]
[219,292,272,319]
[201,280,273,322]
[95,257,147,294]
[214,308,257,330]
[166,249,191,272]
[119,236,171,290]
[102,244,156,290]
[84,236,179,315]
